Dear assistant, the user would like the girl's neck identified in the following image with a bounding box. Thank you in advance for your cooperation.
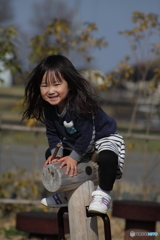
[57,105,65,114]
[56,101,68,115]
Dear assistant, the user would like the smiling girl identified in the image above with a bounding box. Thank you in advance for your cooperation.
[22,55,125,214]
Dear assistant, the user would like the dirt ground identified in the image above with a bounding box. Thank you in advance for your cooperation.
[0,213,125,240]
[0,213,160,240]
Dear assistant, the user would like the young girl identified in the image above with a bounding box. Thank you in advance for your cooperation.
[22,55,125,214]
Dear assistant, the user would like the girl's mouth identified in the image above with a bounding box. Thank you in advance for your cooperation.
[48,94,58,98]
[48,95,59,101]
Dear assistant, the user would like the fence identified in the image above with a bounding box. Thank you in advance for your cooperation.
[0,124,160,204]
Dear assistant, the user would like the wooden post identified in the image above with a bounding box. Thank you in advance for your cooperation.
[42,161,99,240]
[67,180,98,240]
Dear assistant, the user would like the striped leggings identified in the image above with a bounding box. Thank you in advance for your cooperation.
[95,133,125,191]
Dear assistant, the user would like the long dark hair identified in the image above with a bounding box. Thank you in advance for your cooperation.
[22,55,99,123]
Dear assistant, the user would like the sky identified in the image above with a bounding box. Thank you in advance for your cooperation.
[11,0,160,73]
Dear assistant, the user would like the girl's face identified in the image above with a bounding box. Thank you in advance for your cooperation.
[40,71,70,113]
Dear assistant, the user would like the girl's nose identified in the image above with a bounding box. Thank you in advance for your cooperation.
[48,86,55,94]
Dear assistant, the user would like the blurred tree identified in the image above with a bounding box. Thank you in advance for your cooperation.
[99,12,160,93]
[118,11,160,135]
[96,11,160,172]
[105,11,160,188]
[119,11,160,83]
[28,0,107,68]
[15,0,82,73]
[0,0,21,83]
[29,19,107,66]
[0,25,21,82]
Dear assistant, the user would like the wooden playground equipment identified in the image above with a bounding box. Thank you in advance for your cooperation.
[42,160,112,240]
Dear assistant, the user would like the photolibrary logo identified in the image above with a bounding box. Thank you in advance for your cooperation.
[130,231,158,237]
[130,231,136,237]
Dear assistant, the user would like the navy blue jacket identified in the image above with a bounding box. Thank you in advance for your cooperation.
[44,103,117,161]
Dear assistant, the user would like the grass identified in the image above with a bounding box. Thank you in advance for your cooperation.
[1,130,47,145]
[0,85,24,123]
[125,137,160,153]
[0,226,27,239]
[0,85,24,96]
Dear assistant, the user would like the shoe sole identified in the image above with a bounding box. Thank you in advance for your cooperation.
[88,206,107,214]
[41,202,68,208]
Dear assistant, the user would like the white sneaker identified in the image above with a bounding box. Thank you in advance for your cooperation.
[41,192,68,208]
[88,190,111,214]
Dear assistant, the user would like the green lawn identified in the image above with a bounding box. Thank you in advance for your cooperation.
[0,85,24,123]
[0,85,24,96]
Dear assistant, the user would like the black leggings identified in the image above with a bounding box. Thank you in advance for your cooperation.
[45,149,118,192]
[97,150,118,191]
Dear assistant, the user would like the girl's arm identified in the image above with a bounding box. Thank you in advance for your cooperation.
[44,107,63,157]
[53,118,94,176]
[70,112,117,162]
[69,117,94,161]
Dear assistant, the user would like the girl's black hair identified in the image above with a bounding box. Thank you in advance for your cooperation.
[22,55,99,123]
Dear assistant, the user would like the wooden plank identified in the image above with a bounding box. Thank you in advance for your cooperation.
[67,181,98,240]
[42,161,99,239]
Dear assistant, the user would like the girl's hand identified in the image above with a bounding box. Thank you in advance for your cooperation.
[43,155,62,167]
[57,156,78,177]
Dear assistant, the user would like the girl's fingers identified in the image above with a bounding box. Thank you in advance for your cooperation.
[51,159,58,163]
[58,157,78,177]
[48,156,53,163]
[74,166,78,176]
[43,159,50,167]
[59,161,66,169]
[57,158,65,162]
[73,166,78,176]
[69,167,75,177]
[68,165,78,177]
[44,156,60,167]
[60,162,71,175]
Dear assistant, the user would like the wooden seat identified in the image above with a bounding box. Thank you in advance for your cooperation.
[112,200,160,240]
[16,211,69,240]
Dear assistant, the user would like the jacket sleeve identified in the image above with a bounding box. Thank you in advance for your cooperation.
[44,107,63,157]
[70,117,94,161]
[69,111,117,162]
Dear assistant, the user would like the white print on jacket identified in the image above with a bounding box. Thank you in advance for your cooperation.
[63,121,77,134]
